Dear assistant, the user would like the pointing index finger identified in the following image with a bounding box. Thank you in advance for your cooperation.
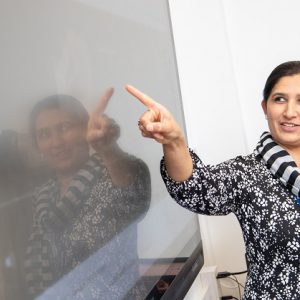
[93,87,114,116]
[125,85,157,110]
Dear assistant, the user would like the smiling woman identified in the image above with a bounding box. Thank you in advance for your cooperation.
[126,61,300,299]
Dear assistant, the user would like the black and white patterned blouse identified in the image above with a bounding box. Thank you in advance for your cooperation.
[161,149,300,300]
[25,153,151,300]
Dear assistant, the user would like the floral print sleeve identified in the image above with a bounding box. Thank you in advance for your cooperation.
[161,149,247,215]
[160,149,245,216]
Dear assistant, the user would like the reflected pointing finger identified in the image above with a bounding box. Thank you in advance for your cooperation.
[94,87,114,116]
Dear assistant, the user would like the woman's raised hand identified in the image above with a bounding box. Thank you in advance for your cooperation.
[125,85,184,145]
[87,87,120,154]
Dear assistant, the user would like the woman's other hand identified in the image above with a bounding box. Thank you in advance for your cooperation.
[87,87,120,154]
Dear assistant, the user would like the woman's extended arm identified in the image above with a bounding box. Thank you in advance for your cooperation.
[125,85,193,182]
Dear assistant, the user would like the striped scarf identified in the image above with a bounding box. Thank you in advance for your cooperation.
[24,154,103,298]
[255,131,300,199]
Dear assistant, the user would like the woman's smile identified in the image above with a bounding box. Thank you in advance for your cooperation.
[280,122,300,131]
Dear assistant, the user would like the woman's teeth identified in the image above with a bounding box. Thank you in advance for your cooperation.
[282,123,297,127]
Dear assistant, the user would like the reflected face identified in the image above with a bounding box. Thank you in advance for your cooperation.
[35,108,89,175]
[262,74,300,151]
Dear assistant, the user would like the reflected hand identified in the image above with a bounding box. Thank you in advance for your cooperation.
[125,85,184,144]
[87,87,120,154]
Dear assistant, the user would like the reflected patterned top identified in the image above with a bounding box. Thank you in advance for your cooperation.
[160,142,300,299]
[25,153,151,300]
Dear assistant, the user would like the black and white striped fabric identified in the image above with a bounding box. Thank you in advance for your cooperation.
[255,131,300,198]
[24,154,102,297]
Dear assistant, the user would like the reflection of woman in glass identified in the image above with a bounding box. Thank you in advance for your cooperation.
[24,90,151,299]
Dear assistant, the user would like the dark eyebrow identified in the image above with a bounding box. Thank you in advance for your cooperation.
[271,93,286,98]
[271,92,300,98]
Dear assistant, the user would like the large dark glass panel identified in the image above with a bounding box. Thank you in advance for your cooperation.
[0,0,203,299]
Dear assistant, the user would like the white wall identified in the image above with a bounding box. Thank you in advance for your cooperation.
[169,0,300,298]
[169,0,247,298]
[222,0,300,148]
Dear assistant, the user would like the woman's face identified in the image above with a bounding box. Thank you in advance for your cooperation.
[262,74,300,151]
[35,108,89,175]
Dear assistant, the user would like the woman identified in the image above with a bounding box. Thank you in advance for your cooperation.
[126,61,300,299]
[25,91,151,299]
